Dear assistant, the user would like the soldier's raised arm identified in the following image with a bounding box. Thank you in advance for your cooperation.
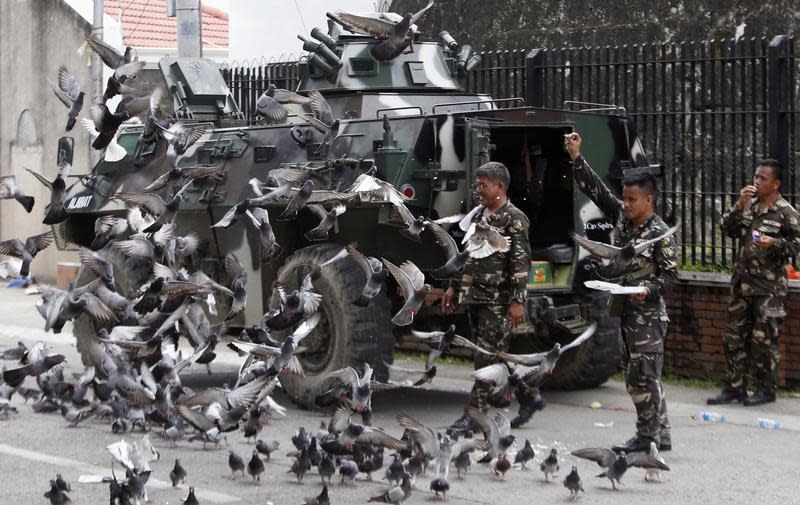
[564,133,623,222]
[720,185,756,239]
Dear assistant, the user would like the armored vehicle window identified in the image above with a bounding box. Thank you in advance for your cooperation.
[348,58,377,76]
[406,62,428,85]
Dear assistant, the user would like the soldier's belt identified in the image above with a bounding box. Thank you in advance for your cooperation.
[623,264,656,283]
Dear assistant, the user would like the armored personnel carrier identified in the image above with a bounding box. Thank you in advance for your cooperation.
[55,11,660,406]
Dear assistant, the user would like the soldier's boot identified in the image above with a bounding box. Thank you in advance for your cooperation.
[611,436,655,454]
[743,389,776,407]
[510,392,547,428]
[446,415,477,437]
[706,387,747,405]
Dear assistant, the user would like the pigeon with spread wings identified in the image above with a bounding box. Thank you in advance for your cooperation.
[410,324,494,370]
[571,447,670,490]
[25,163,72,224]
[335,1,435,61]
[570,225,678,266]
[0,231,53,277]
[49,65,84,131]
[0,176,34,213]
[382,258,431,326]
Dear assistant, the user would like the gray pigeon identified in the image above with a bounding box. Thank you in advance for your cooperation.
[318,453,336,485]
[571,447,670,490]
[115,181,193,234]
[224,254,247,321]
[540,448,559,482]
[170,458,187,487]
[495,322,598,378]
[514,439,535,469]
[245,208,281,262]
[428,220,470,279]
[563,465,584,500]
[0,231,53,277]
[91,215,129,250]
[465,408,515,462]
[279,180,315,219]
[227,450,245,480]
[247,450,265,485]
[256,439,280,460]
[2,353,65,388]
[430,477,450,500]
[25,163,71,224]
[304,204,346,241]
[183,487,199,505]
[50,65,84,131]
[43,481,71,505]
[345,245,387,307]
[338,458,358,487]
[78,247,115,287]
[0,341,27,361]
[255,84,290,124]
[382,258,430,326]
[570,225,678,266]
[304,485,330,505]
[368,472,412,504]
[337,1,435,62]
[0,175,34,212]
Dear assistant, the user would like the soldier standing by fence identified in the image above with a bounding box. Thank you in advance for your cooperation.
[707,159,800,407]
[565,132,678,453]
[442,161,543,432]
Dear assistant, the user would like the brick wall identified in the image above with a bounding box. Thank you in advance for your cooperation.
[664,274,800,388]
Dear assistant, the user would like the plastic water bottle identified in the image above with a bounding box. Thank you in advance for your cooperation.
[693,411,726,423]
[758,418,780,430]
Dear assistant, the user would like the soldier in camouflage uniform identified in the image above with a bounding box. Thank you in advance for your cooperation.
[565,132,678,453]
[708,159,800,407]
[441,162,539,432]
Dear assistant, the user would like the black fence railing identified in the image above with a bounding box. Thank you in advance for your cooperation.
[527,36,798,269]
[221,36,799,268]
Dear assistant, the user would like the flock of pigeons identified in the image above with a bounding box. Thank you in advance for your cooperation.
[0,14,677,505]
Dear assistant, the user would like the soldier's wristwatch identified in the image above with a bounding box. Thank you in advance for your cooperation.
[513,294,526,304]
[572,154,585,166]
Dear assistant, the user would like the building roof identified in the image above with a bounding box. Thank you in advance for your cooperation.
[104,0,228,49]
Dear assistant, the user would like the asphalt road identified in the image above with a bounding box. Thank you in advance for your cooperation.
[1,286,799,505]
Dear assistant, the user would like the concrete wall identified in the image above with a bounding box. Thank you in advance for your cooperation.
[0,0,91,283]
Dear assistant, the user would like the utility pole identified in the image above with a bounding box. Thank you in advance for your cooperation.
[90,0,104,165]
[175,0,203,58]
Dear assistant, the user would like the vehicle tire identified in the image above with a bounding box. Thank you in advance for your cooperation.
[544,294,621,390]
[73,250,152,370]
[273,243,394,409]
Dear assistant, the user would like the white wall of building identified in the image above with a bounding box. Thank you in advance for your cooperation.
[228,0,381,63]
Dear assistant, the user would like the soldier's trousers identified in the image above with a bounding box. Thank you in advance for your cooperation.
[464,304,539,411]
[724,292,785,395]
[624,352,671,443]
[621,317,670,443]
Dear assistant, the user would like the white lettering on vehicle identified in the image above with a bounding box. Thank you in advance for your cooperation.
[67,195,92,209]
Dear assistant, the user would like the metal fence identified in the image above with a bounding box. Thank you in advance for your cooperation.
[527,37,798,268]
[221,36,799,268]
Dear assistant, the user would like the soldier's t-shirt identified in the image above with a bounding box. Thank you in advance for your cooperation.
[572,156,679,352]
[451,201,531,305]
[721,196,800,297]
